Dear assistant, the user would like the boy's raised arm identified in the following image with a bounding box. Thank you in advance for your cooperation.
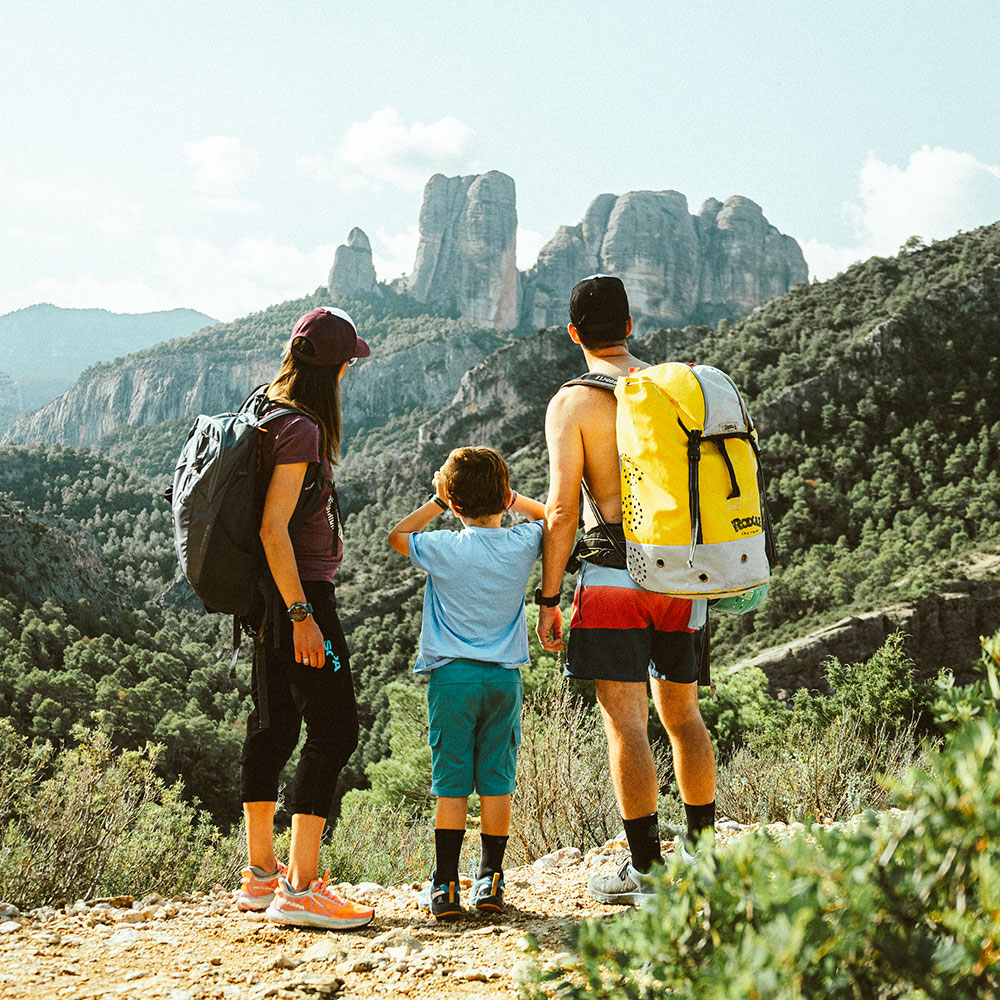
[508,490,545,521]
[387,474,449,555]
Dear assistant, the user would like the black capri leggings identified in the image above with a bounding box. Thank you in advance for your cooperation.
[240,581,359,817]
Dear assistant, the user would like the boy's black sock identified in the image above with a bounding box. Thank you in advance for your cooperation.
[684,801,716,848]
[477,834,509,879]
[433,828,465,885]
[623,813,662,873]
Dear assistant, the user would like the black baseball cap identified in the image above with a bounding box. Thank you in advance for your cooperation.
[569,274,630,338]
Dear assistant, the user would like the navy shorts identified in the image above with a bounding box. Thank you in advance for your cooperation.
[566,564,706,684]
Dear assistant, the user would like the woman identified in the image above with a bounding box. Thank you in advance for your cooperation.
[235,306,374,930]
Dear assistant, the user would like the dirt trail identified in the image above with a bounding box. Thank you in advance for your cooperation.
[0,837,688,1000]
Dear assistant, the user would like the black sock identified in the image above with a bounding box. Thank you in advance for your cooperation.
[433,828,465,885]
[685,801,716,846]
[623,813,662,873]
[477,834,509,879]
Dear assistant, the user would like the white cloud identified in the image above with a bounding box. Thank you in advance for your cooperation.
[339,107,477,190]
[28,275,174,315]
[185,136,259,195]
[516,226,546,270]
[802,146,1000,281]
[372,225,420,282]
[155,234,338,320]
[188,195,262,214]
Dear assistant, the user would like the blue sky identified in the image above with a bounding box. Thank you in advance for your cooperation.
[2,0,999,320]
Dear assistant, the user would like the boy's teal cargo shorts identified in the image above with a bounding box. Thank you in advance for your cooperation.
[426,658,522,798]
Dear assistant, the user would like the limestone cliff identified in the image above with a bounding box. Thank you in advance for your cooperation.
[328,228,377,298]
[3,327,508,451]
[396,171,521,330]
[522,192,807,330]
[730,579,1000,696]
[0,496,122,623]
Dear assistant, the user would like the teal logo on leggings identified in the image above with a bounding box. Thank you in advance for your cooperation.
[324,640,342,671]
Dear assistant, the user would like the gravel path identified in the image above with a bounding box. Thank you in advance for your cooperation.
[0,821,790,999]
[0,838,659,1000]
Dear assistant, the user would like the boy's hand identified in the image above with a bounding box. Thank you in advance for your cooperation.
[432,470,450,507]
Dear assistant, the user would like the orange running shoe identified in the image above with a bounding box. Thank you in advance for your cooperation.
[236,859,288,911]
[265,872,375,930]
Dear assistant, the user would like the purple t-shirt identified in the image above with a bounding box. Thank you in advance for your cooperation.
[259,410,343,582]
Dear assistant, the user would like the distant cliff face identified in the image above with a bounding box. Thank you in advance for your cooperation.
[3,328,510,450]
[328,228,377,298]
[395,171,521,330]
[522,192,808,330]
[0,496,121,622]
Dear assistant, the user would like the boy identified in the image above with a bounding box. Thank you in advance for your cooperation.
[388,447,545,918]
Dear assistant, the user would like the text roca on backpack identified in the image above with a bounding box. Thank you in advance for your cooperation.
[166,387,323,618]
[570,362,775,607]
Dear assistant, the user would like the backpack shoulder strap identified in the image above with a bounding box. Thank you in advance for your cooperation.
[561,371,619,391]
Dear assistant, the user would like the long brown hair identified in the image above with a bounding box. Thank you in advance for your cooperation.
[266,337,344,464]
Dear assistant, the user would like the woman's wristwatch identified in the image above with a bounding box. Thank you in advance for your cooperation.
[287,602,314,622]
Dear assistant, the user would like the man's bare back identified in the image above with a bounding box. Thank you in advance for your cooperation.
[546,352,650,530]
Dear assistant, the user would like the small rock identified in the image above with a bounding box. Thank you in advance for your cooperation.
[301,940,345,964]
[335,957,374,974]
[532,846,583,870]
[270,953,301,970]
[460,969,489,981]
[369,929,422,953]
[167,991,193,1000]
[124,970,148,981]
[512,959,537,982]
[0,903,20,920]
[0,921,21,934]
[106,926,140,950]
[116,909,145,924]
[34,930,61,946]
[209,956,223,966]
[546,951,578,971]
[353,882,385,895]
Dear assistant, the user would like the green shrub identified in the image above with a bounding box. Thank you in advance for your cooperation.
[320,794,438,887]
[698,664,770,760]
[0,723,241,908]
[528,646,1000,999]
[509,684,670,865]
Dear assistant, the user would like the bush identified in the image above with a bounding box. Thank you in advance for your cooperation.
[528,645,1000,1000]
[320,794,438,887]
[509,685,670,865]
[715,632,929,824]
[0,723,241,908]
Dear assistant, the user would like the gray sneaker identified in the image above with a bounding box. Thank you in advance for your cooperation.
[416,880,465,919]
[587,857,655,906]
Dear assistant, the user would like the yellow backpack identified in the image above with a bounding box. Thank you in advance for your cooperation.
[567,363,774,604]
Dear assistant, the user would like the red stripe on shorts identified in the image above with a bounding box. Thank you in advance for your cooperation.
[571,584,697,632]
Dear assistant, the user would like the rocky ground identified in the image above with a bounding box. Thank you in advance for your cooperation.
[0,821,805,1000]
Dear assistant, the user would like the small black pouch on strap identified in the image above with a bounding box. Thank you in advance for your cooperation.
[566,523,629,573]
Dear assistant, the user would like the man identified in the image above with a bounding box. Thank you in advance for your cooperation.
[535,274,716,905]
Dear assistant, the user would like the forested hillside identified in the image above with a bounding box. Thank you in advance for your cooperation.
[1,223,998,831]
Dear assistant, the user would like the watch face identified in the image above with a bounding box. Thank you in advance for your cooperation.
[288,604,312,621]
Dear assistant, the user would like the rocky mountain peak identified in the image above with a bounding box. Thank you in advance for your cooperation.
[396,170,521,330]
[328,227,377,298]
[522,189,807,330]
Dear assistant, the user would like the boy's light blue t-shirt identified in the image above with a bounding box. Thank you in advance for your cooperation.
[408,520,543,673]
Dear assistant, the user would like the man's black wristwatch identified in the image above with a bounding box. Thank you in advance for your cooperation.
[534,588,560,607]
[287,602,314,622]
[427,492,448,511]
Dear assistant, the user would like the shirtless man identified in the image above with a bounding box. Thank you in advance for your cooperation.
[535,274,716,904]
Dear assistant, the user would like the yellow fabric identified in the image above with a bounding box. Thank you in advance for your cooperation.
[614,362,764,549]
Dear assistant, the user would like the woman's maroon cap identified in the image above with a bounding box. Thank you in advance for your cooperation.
[289,307,371,367]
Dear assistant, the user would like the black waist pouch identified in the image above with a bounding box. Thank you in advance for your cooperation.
[566,524,628,573]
